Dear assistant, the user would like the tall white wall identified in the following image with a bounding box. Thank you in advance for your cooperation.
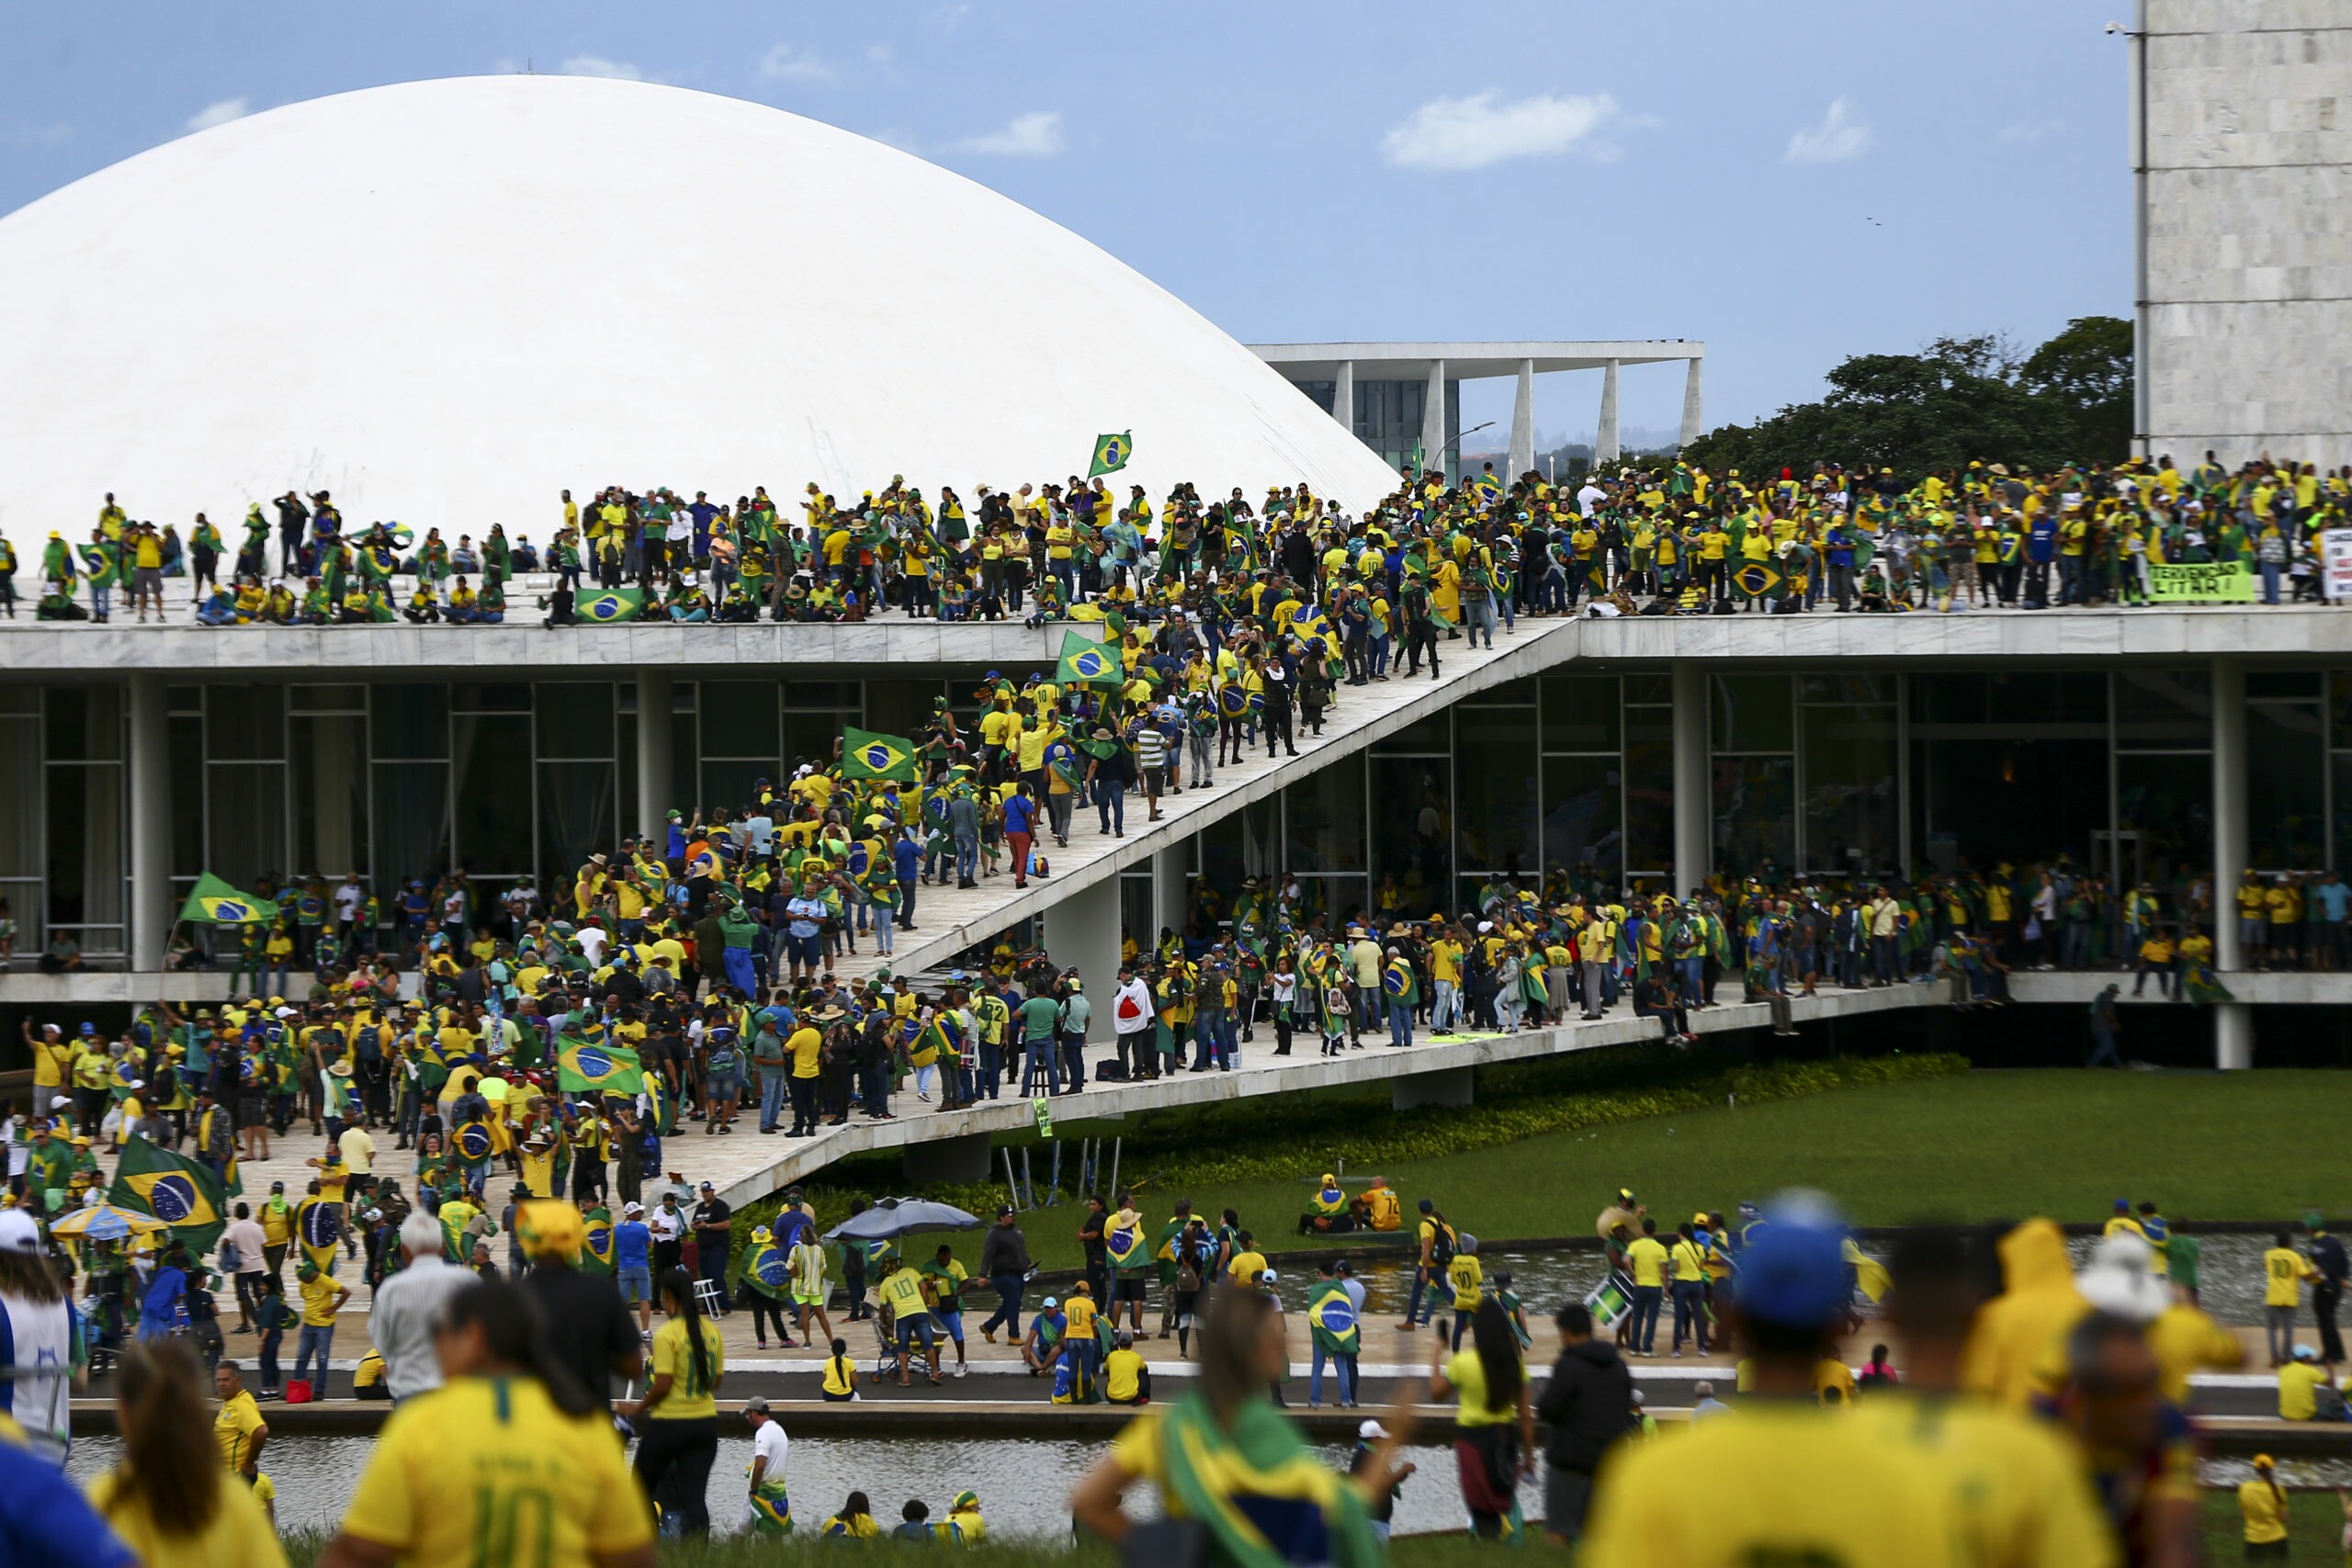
[2142,0,2352,466]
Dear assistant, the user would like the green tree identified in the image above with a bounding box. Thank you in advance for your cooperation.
[1685,316,2133,485]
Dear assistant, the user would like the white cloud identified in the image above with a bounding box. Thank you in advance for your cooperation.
[1379,90,1620,172]
[1997,119,2067,143]
[758,42,837,84]
[559,54,642,80]
[184,97,249,133]
[1783,97,1872,164]
[954,109,1062,157]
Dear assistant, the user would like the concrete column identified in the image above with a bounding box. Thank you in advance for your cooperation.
[1420,359,1447,480]
[1596,360,1623,466]
[1679,357,1705,450]
[1507,357,1536,479]
[1331,360,1355,437]
[2211,656,2252,1068]
[1671,663,1709,897]
[1150,842,1189,946]
[128,671,170,974]
[637,670,673,844]
[1044,874,1124,1017]
[1393,1065,1474,1111]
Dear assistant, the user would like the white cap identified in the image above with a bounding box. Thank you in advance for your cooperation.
[1357,1419,1389,1440]
[0,1211,40,1255]
[625,1201,644,1214]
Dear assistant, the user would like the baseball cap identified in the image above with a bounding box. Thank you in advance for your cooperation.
[1357,1419,1389,1440]
[743,1395,772,1414]
[0,1212,40,1255]
[1731,1196,1850,1330]
[625,1201,645,1214]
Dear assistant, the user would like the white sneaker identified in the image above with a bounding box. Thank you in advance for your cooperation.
[954,1363,968,1379]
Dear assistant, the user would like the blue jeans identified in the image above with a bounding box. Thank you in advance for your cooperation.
[977,1040,1001,1099]
[1022,1042,1060,1096]
[897,876,916,929]
[1630,1284,1663,1353]
[759,1074,787,1131]
[980,1272,1023,1337]
[1311,1344,1357,1406]
[1093,777,1125,835]
[1388,1000,1413,1048]
[294,1324,334,1389]
[1060,1032,1087,1089]
[955,833,978,884]
[1464,596,1497,648]
[1401,1269,1442,1326]
[1670,1280,1709,1352]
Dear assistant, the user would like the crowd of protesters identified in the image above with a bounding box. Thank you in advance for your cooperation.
[5,449,2346,626]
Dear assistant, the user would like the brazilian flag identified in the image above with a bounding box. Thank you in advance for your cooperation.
[453,1119,496,1167]
[1287,604,1330,644]
[642,1067,676,1137]
[1217,684,1250,719]
[1307,1280,1362,1354]
[907,1018,949,1069]
[582,1206,616,1276]
[296,1194,344,1277]
[576,586,644,624]
[842,728,917,784]
[558,1037,642,1095]
[1731,559,1785,600]
[1106,1214,1148,1271]
[178,873,278,927]
[1087,430,1133,479]
[108,1136,228,1253]
[742,1233,791,1300]
[1055,631,1123,689]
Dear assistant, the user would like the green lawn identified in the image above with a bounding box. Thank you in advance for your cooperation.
[1006,1069,2341,1271]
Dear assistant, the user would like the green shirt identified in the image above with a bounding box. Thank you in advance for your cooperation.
[1016,994,1062,1043]
[2166,1233,2200,1290]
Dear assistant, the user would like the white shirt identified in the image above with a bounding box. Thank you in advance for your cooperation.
[650,1206,685,1244]
[335,883,364,921]
[752,1417,789,1486]
[1112,978,1155,1035]
[577,926,609,964]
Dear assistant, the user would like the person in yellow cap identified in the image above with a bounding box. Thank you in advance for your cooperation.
[1298,1173,1347,1236]
[2235,1454,2289,1557]
[514,1197,644,1407]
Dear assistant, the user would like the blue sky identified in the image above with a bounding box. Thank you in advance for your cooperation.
[1,1,2131,445]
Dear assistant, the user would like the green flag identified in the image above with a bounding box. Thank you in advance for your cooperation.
[108,1135,230,1254]
[1055,630,1124,688]
[557,1037,642,1095]
[841,727,918,784]
[1088,431,1133,479]
[178,874,278,926]
[575,586,644,624]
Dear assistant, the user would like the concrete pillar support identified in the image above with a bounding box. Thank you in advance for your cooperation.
[1507,358,1536,479]
[1420,359,1447,481]
[1150,843,1189,946]
[2211,656,2251,1068]
[1596,360,1623,466]
[637,670,673,845]
[1331,361,1355,437]
[1044,874,1125,1016]
[1671,663,1709,897]
[902,1130,995,1184]
[128,671,170,974]
[1393,1066,1474,1111]
[1679,357,1705,450]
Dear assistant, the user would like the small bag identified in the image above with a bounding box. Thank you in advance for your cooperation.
[285,1379,315,1404]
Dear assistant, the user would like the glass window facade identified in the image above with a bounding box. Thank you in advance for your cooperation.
[19,664,2352,964]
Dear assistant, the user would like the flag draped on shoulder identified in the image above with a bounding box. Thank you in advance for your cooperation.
[1055,631,1123,688]
[558,1037,641,1095]
[108,1137,229,1253]
[1088,431,1133,479]
[582,1205,616,1276]
[179,874,277,926]
[842,728,918,784]
[575,586,644,624]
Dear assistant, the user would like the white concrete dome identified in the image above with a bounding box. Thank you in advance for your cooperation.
[0,75,1396,537]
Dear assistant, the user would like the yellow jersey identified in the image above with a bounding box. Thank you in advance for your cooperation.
[1624,1235,1669,1289]
[1855,1393,2118,1568]
[341,1374,650,1567]
[650,1316,726,1420]
[89,1466,288,1568]
[215,1389,267,1472]
[2237,1478,2289,1546]
[1582,1399,1960,1568]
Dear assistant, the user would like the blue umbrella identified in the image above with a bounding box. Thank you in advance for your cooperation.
[822,1198,981,1243]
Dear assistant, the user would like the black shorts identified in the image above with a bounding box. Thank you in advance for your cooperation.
[1114,1277,1147,1302]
